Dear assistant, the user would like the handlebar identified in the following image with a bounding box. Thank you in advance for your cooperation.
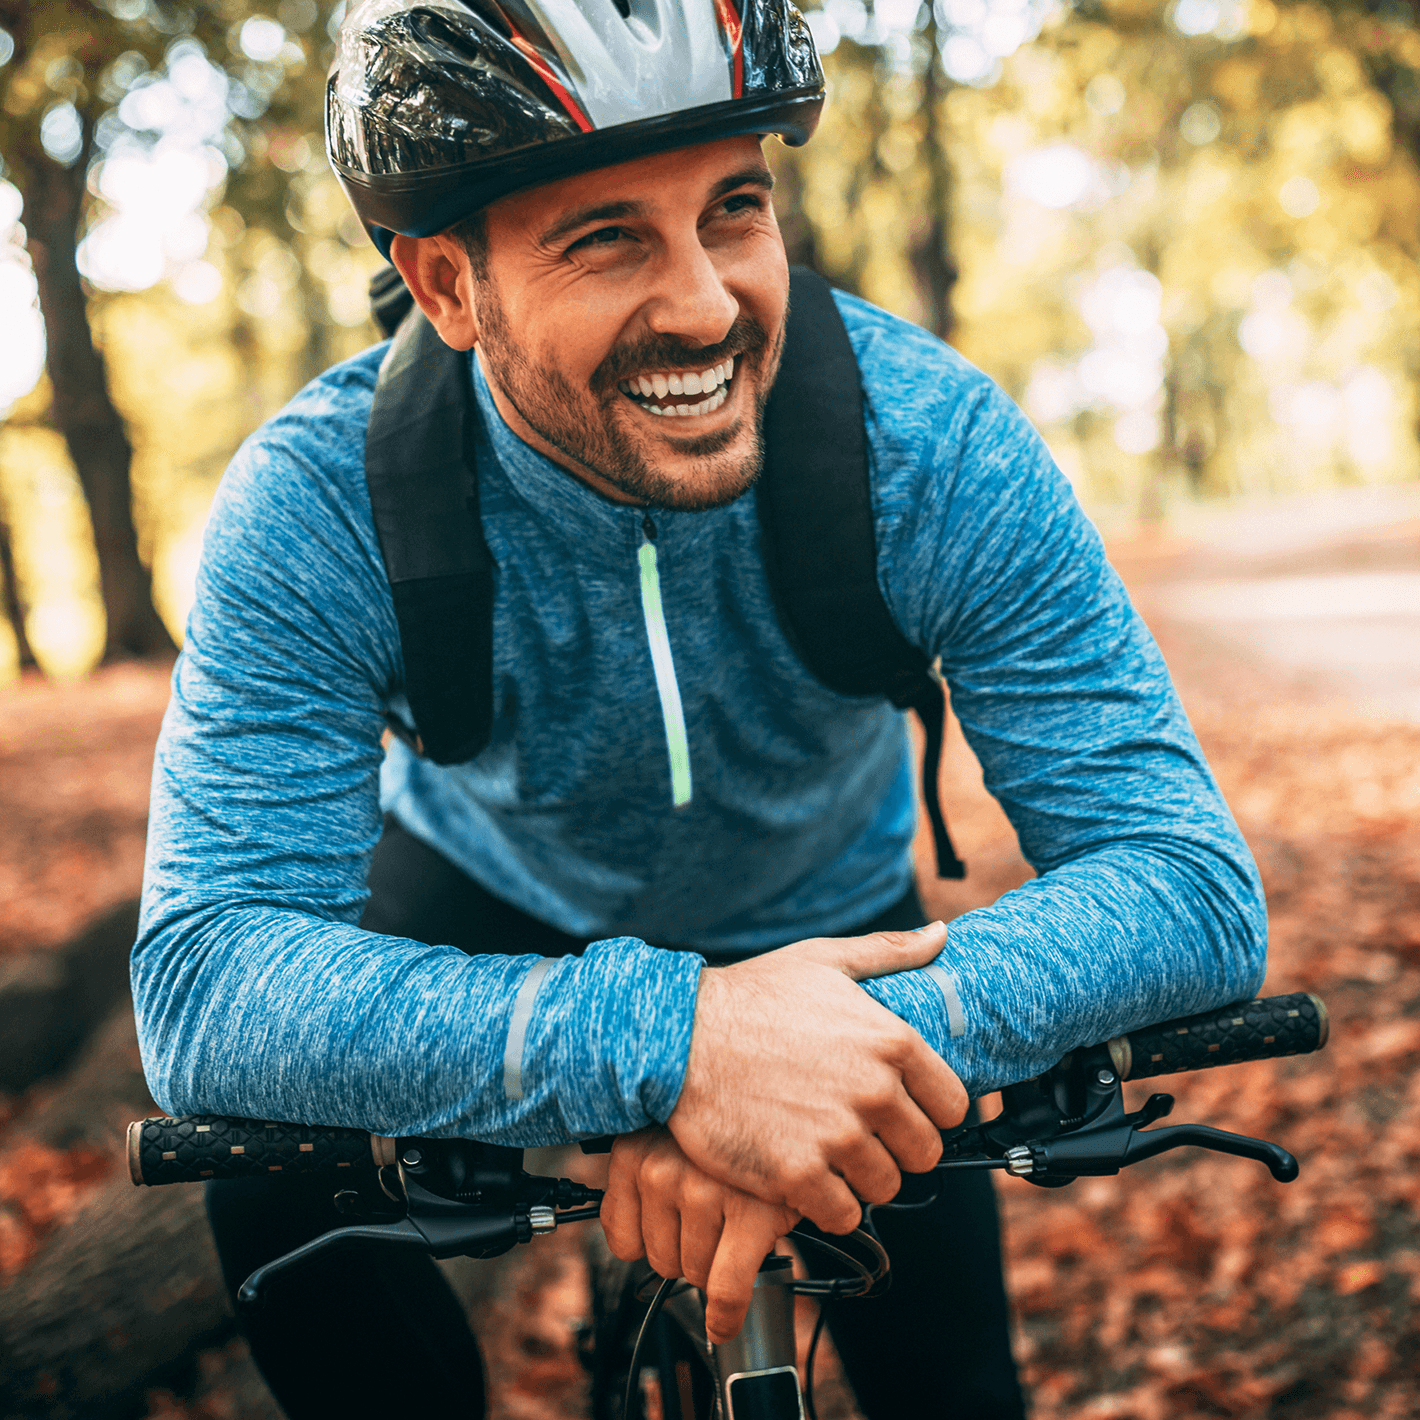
[1105,991,1327,1080]
[126,1115,395,1189]
[122,990,1328,1310]
[125,991,1328,1190]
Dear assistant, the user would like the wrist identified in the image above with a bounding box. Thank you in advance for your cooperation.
[671,962,729,1120]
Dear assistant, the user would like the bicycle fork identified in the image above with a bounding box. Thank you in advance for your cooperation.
[708,1254,803,1419]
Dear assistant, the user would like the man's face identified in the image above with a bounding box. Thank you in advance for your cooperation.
[470,136,789,511]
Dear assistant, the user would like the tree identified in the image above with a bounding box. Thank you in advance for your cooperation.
[0,2,189,660]
[908,2,959,339]
[0,505,34,667]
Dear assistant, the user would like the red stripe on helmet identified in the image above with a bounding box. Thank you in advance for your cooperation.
[712,0,745,98]
[507,32,594,133]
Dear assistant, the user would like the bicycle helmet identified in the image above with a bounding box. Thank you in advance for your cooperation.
[327,0,825,257]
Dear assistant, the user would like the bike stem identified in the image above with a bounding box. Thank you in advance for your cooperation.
[709,1255,803,1419]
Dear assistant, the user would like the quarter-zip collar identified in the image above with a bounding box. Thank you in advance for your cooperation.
[469,351,732,566]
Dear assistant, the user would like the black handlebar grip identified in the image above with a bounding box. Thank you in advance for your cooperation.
[1110,992,1328,1081]
[127,1114,394,1186]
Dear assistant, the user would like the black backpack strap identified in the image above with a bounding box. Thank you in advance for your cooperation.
[759,268,964,879]
[365,309,495,764]
[369,263,416,339]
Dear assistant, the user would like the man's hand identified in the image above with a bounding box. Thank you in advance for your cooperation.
[602,1128,801,1344]
[668,922,967,1234]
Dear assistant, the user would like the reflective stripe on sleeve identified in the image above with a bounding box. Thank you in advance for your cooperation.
[923,963,967,1039]
[503,957,557,1101]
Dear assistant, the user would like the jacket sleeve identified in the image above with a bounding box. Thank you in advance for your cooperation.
[852,343,1266,1097]
[132,370,701,1145]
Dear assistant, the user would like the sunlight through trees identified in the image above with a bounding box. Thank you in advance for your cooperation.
[0,0,1417,680]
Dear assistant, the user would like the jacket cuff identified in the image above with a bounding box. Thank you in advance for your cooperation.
[528,937,705,1137]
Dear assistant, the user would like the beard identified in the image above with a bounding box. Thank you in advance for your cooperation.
[473,282,783,512]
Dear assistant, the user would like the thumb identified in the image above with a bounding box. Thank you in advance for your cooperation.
[797,920,949,982]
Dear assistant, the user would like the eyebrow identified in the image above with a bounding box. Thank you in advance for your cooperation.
[538,199,644,249]
[709,165,775,201]
[536,165,775,249]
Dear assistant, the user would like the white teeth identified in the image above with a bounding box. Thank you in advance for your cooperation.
[635,366,733,402]
[645,387,730,419]
[619,380,630,394]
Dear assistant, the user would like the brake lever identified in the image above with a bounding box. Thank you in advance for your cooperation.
[236,1178,544,1311]
[935,1055,1301,1187]
[997,1079,1299,1185]
[1121,1124,1299,1182]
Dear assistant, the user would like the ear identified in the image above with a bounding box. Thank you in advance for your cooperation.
[389,233,481,350]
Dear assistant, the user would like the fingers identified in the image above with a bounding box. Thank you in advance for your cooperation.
[631,1138,689,1281]
[832,1133,902,1207]
[787,1166,863,1235]
[704,1211,796,1345]
[868,1082,947,1175]
[605,1129,807,1346]
[641,1189,684,1282]
[796,920,950,981]
[678,1176,726,1288]
[602,1136,648,1262]
[897,1034,970,1130]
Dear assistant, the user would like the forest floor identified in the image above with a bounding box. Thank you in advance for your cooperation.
[0,498,1416,1419]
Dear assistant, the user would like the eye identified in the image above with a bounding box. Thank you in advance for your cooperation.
[721,193,764,216]
[568,225,627,253]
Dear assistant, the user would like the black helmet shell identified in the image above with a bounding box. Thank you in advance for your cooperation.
[327,0,825,255]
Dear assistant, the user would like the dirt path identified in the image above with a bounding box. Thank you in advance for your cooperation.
[0,662,172,958]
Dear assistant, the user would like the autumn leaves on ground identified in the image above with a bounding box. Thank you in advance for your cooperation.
[0,537,1416,1419]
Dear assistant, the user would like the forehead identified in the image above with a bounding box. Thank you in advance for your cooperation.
[486,135,769,243]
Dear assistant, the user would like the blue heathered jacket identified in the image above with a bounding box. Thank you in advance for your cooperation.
[132,291,1267,1145]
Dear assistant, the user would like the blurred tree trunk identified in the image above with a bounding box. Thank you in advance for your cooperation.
[17,123,175,663]
[908,11,959,341]
[0,505,34,668]
[772,150,826,277]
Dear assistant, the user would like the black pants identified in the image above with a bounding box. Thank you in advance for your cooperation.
[207,819,1024,1419]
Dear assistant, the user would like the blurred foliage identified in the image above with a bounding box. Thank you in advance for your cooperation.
[0,0,1419,682]
[782,0,1420,524]
[0,0,382,680]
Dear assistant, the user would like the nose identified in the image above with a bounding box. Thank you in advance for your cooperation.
[642,232,738,350]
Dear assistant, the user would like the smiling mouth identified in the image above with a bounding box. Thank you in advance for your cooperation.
[617,356,736,419]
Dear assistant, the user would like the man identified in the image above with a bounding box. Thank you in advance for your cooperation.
[132,1,1267,1416]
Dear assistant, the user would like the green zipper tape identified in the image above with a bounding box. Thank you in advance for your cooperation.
[638,537,693,808]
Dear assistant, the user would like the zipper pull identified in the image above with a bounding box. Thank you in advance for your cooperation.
[642,512,657,542]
